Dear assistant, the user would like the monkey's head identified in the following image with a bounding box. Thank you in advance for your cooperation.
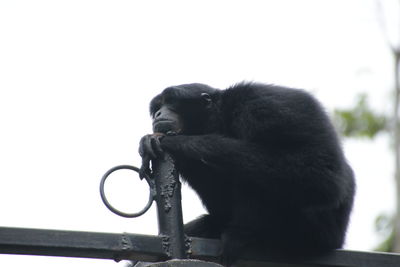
[149,83,220,135]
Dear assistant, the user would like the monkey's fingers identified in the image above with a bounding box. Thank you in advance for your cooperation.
[139,155,151,180]
[138,136,147,157]
[166,131,178,136]
[151,136,164,157]
[141,135,158,159]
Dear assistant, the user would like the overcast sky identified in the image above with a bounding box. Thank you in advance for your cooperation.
[0,0,399,266]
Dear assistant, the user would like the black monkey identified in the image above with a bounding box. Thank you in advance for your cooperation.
[139,82,355,262]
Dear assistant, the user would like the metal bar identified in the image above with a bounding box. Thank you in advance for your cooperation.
[305,250,400,267]
[238,249,400,267]
[152,153,186,259]
[0,227,400,266]
[0,227,166,262]
[0,227,220,262]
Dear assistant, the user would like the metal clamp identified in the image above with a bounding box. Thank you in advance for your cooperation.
[100,165,156,218]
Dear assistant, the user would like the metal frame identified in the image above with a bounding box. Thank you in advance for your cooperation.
[1,226,400,266]
[0,227,219,263]
[1,154,400,266]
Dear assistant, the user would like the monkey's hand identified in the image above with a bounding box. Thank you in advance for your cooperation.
[138,133,165,179]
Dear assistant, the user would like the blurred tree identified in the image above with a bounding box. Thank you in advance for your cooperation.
[374,213,394,252]
[334,0,400,252]
[392,44,400,253]
[377,0,400,253]
[333,96,391,250]
[334,94,388,139]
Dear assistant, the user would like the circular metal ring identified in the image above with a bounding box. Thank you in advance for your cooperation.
[100,165,155,218]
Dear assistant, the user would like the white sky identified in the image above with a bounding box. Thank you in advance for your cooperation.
[0,0,398,266]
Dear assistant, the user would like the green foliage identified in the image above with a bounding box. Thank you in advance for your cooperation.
[333,94,388,139]
[374,212,395,252]
[375,231,394,252]
[371,158,397,253]
[375,213,394,233]
[334,94,393,251]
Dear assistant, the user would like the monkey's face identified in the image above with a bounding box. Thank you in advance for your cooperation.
[152,105,183,134]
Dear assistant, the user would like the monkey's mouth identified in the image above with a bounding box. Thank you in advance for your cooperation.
[153,120,177,134]
[153,118,172,124]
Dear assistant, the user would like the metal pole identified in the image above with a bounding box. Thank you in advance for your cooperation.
[152,153,186,259]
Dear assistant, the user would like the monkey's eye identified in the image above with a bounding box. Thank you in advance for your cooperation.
[151,108,160,119]
[167,105,178,112]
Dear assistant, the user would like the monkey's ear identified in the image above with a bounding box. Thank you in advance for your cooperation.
[201,93,212,106]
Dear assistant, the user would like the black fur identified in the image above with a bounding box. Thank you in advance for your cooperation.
[143,82,355,262]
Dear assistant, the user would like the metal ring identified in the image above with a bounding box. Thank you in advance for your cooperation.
[100,165,155,218]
